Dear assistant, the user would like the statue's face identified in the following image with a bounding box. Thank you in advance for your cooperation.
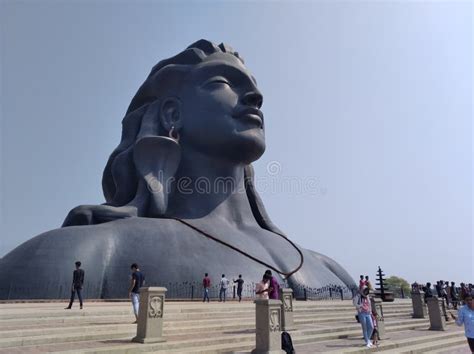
[178,54,265,164]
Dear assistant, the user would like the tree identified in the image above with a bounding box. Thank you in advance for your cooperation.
[385,276,411,297]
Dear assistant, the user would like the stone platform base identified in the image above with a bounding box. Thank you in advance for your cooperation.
[0,299,468,353]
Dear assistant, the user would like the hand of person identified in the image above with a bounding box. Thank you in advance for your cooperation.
[128,292,132,298]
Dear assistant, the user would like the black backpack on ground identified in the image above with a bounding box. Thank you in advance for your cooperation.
[281,331,295,354]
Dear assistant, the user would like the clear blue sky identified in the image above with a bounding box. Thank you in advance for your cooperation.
[1,1,472,284]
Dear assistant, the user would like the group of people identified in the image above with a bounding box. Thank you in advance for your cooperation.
[358,275,373,291]
[352,277,474,350]
[413,279,474,352]
[202,273,244,302]
[64,261,282,323]
[64,261,145,324]
[202,270,281,302]
[59,262,474,351]
[414,280,474,309]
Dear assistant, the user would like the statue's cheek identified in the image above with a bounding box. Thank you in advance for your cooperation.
[197,86,239,109]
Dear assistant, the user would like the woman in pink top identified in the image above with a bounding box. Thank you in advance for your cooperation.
[255,276,270,299]
[264,270,280,300]
[353,287,374,348]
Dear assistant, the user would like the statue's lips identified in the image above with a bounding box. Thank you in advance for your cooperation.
[232,108,264,128]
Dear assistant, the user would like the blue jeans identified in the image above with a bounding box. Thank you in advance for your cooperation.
[131,292,140,318]
[358,312,374,344]
[219,288,227,302]
[203,288,210,302]
[68,287,83,308]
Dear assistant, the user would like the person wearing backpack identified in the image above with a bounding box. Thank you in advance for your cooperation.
[353,286,374,348]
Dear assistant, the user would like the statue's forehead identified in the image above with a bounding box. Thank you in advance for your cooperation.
[190,54,257,84]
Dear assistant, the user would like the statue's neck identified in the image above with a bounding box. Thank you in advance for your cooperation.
[166,149,256,226]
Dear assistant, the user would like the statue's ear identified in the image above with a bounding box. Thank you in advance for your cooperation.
[160,97,182,132]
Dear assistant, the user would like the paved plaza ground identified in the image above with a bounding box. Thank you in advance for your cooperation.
[0,299,469,353]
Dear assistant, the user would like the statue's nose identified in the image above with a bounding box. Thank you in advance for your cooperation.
[241,91,263,109]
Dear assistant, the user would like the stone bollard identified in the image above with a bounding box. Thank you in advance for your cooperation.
[279,288,295,331]
[370,296,386,340]
[132,287,167,343]
[411,291,426,318]
[426,297,446,331]
[440,298,451,322]
[251,299,285,354]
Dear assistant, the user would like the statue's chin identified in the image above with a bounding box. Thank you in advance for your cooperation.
[193,132,265,165]
[230,135,266,164]
[231,128,266,163]
[242,144,265,164]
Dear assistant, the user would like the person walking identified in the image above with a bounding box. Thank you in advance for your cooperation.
[445,281,452,308]
[202,273,211,302]
[451,282,459,310]
[264,270,280,300]
[440,281,448,306]
[353,287,374,348]
[233,274,244,302]
[128,263,145,323]
[423,282,433,303]
[461,283,469,304]
[450,296,474,352]
[65,261,85,310]
[435,281,442,298]
[219,274,229,302]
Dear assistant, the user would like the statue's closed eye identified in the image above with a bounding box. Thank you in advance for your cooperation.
[203,76,232,88]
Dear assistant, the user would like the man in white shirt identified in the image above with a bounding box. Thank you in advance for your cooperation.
[219,274,229,302]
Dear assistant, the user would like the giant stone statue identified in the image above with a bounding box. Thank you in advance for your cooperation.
[0,40,354,299]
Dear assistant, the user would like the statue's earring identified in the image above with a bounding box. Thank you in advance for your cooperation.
[132,127,181,217]
[169,125,180,142]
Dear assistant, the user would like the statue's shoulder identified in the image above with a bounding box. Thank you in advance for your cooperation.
[3,222,113,259]
[60,204,185,240]
[3,216,179,261]
[297,247,356,288]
